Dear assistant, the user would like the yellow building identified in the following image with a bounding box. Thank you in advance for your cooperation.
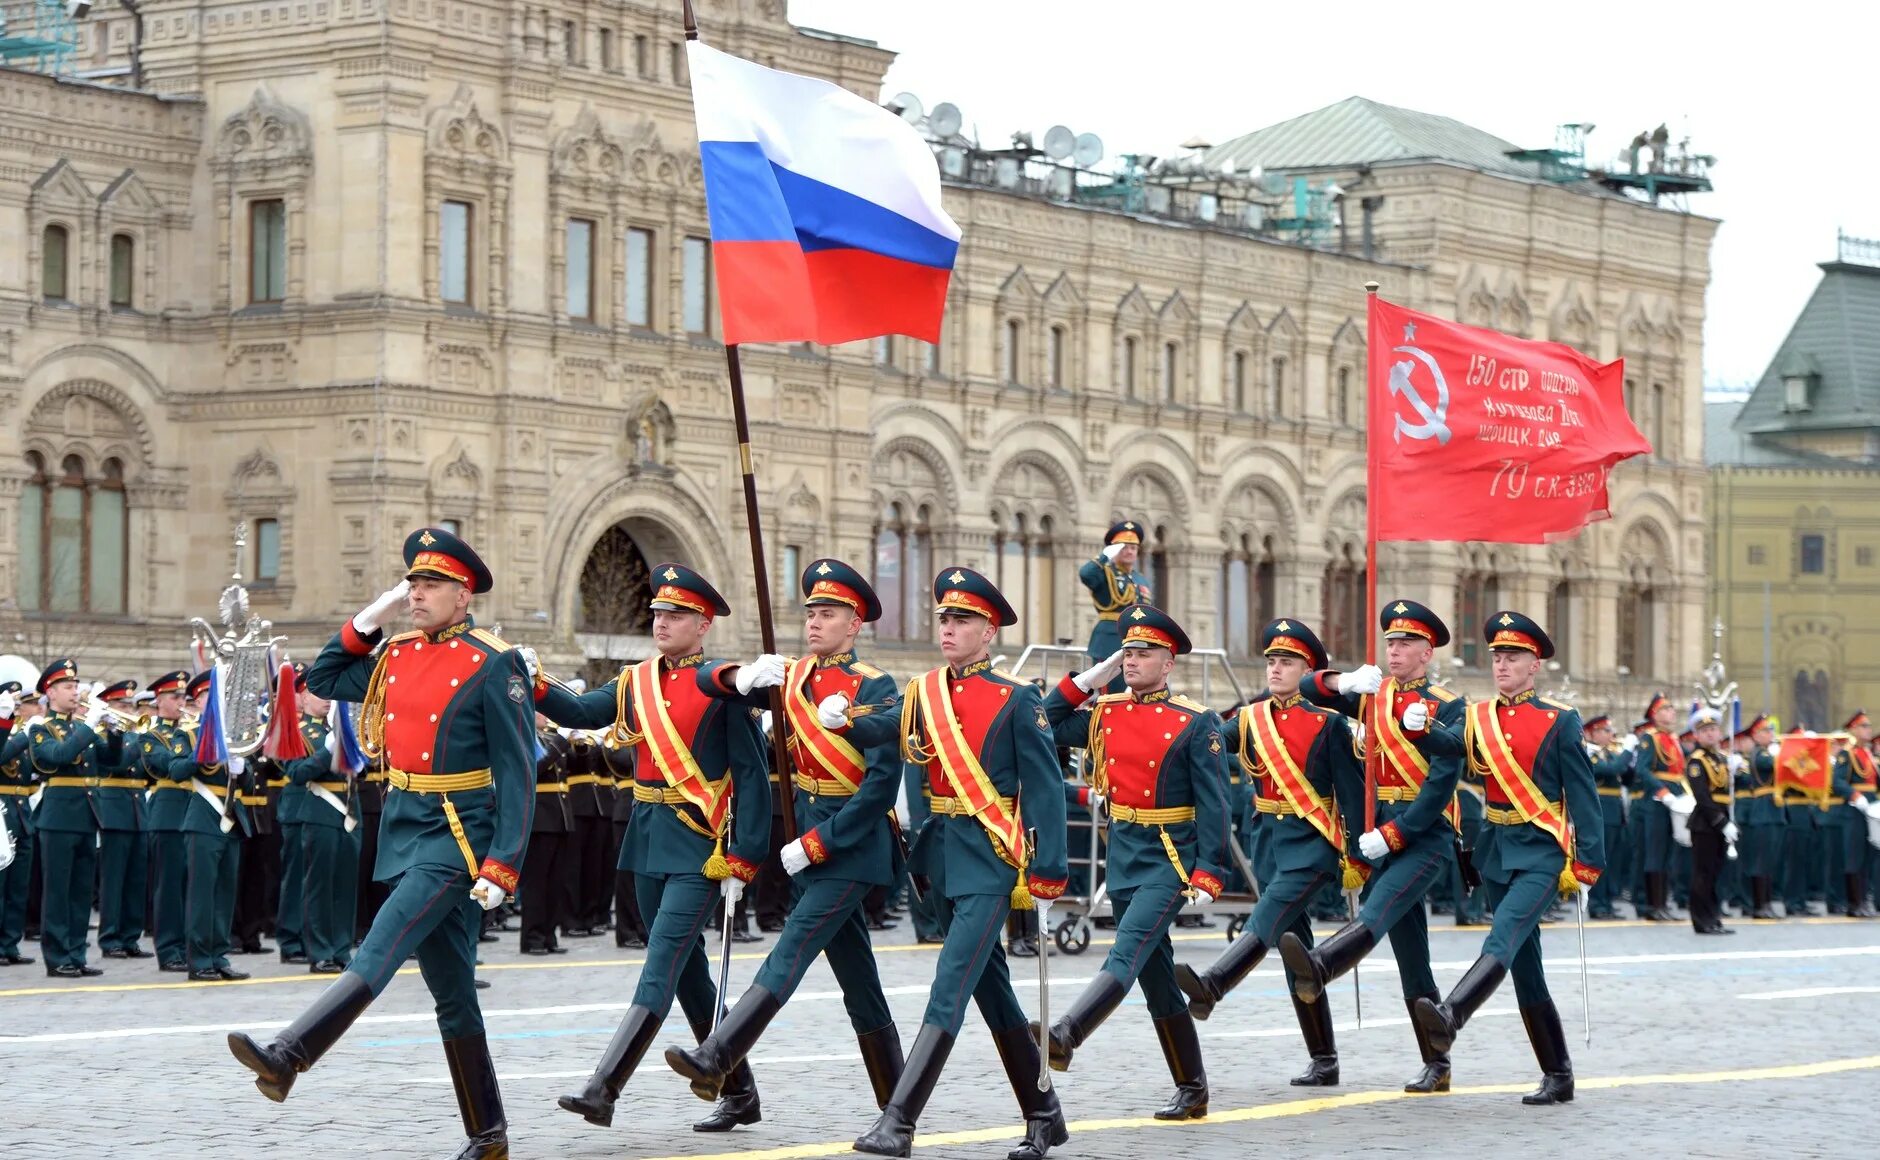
[0,2,1713,703]
[1710,235,1880,728]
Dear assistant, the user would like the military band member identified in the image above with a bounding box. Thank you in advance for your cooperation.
[31,660,124,977]
[1731,715,1784,919]
[137,671,194,971]
[536,563,770,1133]
[1174,618,1363,1089]
[1631,694,1685,920]
[1833,712,1878,917]
[229,527,535,1160]
[854,567,1069,1160]
[1079,521,1153,692]
[1036,604,1230,1119]
[276,663,312,965]
[93,679,153,959]
[1414,612,1603,1106]
[1682,709,1742,935]
[234,749,278,958]
[1582,715,1632,920]
[289,678,357,972]
[1279,600,1466,1093]
[166,672,252,983]
[666,559,907,1114]
[0,684,39,965]
[521,717,573,954]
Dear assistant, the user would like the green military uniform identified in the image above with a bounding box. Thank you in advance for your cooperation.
[228,526,533,1160]
[1078,521,1153,694]
[1732,717,1785,919]
[1040,604,1232,1119]
[856,567,1070,1160]
[1415,611,1604,1107]
[29,659,125,977]
[166,686,252,981]
[94,680,152,958]
[1583,718,1632,919]
[0,691,38,966]
[139,672,195,970]
[1632,697,1685,919]
[665,559,909,1116]
[538,562,771,1134]
[289,709,358,969]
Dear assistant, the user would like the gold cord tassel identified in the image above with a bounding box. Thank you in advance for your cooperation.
[703,834,732,881]
[1557,864,1580,896]
[1342,857,1367,892]
[1010,881,1034,910]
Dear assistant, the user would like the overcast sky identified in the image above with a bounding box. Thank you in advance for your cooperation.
[787,0,1872,392]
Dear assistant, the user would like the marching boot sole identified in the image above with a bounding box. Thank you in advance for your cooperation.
[663,1044,727,1102]
[556,1091,615,1128]
[1277,934,1322,1004]
[227,1033,296,1103]
[1171,964,1217,1020]
[1007,1114,1070,1160]
[1522,1080,1575,1105]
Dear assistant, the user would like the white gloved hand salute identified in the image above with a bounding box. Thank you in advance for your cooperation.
[352,579,411,634]
[1101,543,1127,564]
[734,654,788,696]
[1072,650,1125,694]
[817,694,849,729]
[1621,734,1641,753]
[1339,664,1384,696]
[1401,700,1430,731]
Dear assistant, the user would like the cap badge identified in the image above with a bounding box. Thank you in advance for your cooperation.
[1394,602,1408,614]
[1130,608,1147,620]
[816,562,832,575]
[419,530,437,547]
[1500,613,1515,626]
[664,567,679,581]
[1276,621,1290,632]
[949,571,965,584]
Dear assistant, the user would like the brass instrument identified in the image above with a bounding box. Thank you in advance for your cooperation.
[93,703,153,732]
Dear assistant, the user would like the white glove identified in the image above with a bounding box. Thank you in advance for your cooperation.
[1086,790,1107,815]
[1621,734,1641,753]
[1358,829,1390,861]
[1031,898,1053,933]
[1401,700,1429,731]
[1864,799,1880,820]
[1666,792,1696,817]
[227,755,246,776]
[471,878,506,910]
[758,710,773,736]
[1190,888,1216,907]
[0,692,16,718]
[1723,821,1740,844]
[1584,742,1600,758]
[1727,753,1748,775]
[1767,741,1782,757]
[781,838,811,877]
[1340,664,1384,696]
[721,876,745,904]
[1101,543,1126,563]
[351,580,411,634]
[1072,649,1125,694]
[1852,793,1869,810]
[817,694,850,729]
[324,732,337,756]
[83,697,107,728]
[518,647,539,684]
[734,654,788,696]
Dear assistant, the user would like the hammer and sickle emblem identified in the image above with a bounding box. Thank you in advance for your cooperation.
[1388,345,1453,445]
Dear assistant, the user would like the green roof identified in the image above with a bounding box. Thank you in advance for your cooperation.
[1202,96,1543,179]
[1735,260,1880,437]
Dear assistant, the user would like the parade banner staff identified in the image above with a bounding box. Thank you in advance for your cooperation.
[228,527,535,1160]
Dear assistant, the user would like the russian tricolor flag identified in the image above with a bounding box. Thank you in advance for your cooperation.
[687,41,961,346]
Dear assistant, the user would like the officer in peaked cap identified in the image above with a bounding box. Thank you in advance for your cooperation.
[1078,521,1154,694]
[141,670,197,971]
[31,659,125,976]
[1581,713,1634,920]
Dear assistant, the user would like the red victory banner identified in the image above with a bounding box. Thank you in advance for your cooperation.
[1366,296,1651,544]
[1774,734,1832,802]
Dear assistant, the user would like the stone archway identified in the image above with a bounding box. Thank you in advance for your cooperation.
[572,516,692,684]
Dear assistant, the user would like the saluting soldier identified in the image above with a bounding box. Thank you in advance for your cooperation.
[1414,612,1603,1106]
[535,563,770,1134]
[665,559,908,1114]
[30,660,125,977]
[1079,521,1153,692]
[1631,694,1685,920]
[1582,715,1633,920]
[1833,712,1878,918]
[94,679,153,960]
[288,677,357,972]
[521,717,573,955]
[1035,604,1230,1119]
[1731,714,1785,919]
[854,567,1069,1160]
[1173,618,1365,1090]
[229,527,535,1160]
[1278,600,1468,1094]
[168,671,252,982]
[0,684,40,966]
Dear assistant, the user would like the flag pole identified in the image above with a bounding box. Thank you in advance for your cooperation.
[1363,281,1382,833]
[685,0,798,842]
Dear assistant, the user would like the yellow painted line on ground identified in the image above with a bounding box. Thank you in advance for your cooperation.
[642,1053,1880,1160]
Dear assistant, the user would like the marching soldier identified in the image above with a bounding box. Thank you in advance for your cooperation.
[535,563,770,1133]
[289,677,357,972]
[1583,715,1633,920]
[229,527,535,1160]
[1834,712,1877,917]
[276,662,312,965]
[31,660,124,977]
[1414,612,1603,1105]
[1278,600,1467,1094]
[0,684,39,965]
[138,671,194,971]
[854,567,1069,1160]
[521,716,573,954]
[665,558,907,1115]
[1172,617,1362,1091]
[1631,694,1685,920]
[1732,715,1785,919]
[1079,521,1153,691]
[95,679,153,959]
[168,671,252,982]
[1683,708,1742,935]
[1036,605,1230,1118]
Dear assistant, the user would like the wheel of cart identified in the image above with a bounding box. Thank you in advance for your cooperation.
[1053,916,1091,954]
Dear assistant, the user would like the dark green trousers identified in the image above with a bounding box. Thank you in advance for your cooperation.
[1479,868,1559,1006]
[185,830,240,972]
[751,875,893,1031]
[150,831,188,964]
[0,812,35,957]
[348,863,484,1038]
[303,824,362,965]
[1358,832,1449,999]
[1100,883,1187,1019]
[276,821,305,958]
[921,891,1027,1036]
[38,829,97,970]
[97,829,148,953]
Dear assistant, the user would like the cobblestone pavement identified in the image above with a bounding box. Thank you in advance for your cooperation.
[3,910,1877,1158]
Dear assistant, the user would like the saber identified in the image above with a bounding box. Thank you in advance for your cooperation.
[1346,888,1362,1029]
[1030,827,1051,1093]
[1576,885,1592,1047]
[712,800,739,1035]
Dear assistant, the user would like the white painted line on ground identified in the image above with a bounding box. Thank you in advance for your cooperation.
[1738,985,1880,1000]
[397,1051,867,1084]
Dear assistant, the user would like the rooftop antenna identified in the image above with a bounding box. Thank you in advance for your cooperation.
[1072,131,1104,169]
[930,102,963,139]
[1042,125,1075,162]
[887,92,924,125]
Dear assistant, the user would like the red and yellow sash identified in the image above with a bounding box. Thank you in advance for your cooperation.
[1465,700,1571,856]
[626,657,729,836]
[782,656,865,793]
[1365,680,1460,832]
[1851,747,1878,793]
[1246,700,1344,851]
[910,668,1026,869]
[1650,728,1686,778]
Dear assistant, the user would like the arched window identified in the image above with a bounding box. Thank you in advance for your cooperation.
[1617,582,1654,679]
[1792,669,1831,731]
[110,233,135,308]
[1651,382,1669,460]
[1320,546,1365,663]
[992,512,1056,641]
[17,451,127,614]
[42,225,70,300]
[1149,523,1172,612]
[1121,335,1138,399]
[1335,366,1352,426]
[1231,350,1249,411]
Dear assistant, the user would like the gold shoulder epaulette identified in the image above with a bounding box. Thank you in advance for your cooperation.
[467,627,513,653]
[989,668,1028,686]
[1427,685,1460,703]
[386,629,424,645]
[1095,691,1133,705]
[851,661,886,679]
[1170,694,1210,714]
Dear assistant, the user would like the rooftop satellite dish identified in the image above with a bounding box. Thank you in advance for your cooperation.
[1073,132,1104,168]
[930,102,963,139]
[1042,125,1075,161]
[889,92,924,124]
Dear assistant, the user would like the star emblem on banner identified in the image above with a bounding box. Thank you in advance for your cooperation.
[1402,322,1417,342]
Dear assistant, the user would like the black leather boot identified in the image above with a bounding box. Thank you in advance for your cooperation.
[1403,991,1451,1093]
[856,1023,906,1109]
[1281,922,1376,1005]
[1173,932,1267,1020]
[664,986,783,1102]
[1750,876,1780,920]
[227,972,373,1102]
[1414,955,1508,1055]
[1039,972,1127,1071]
[1150,1012,1208,1120]
[854,1024,953,1157]
[684,1002,762,1133]
[1288,993,1339,1086]
[992,1024,1067,1160]
[1519,1001,1574,1105]
[1848,875,1878,918]
[443,1033,509,1158]
[557,1005,662,1127]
